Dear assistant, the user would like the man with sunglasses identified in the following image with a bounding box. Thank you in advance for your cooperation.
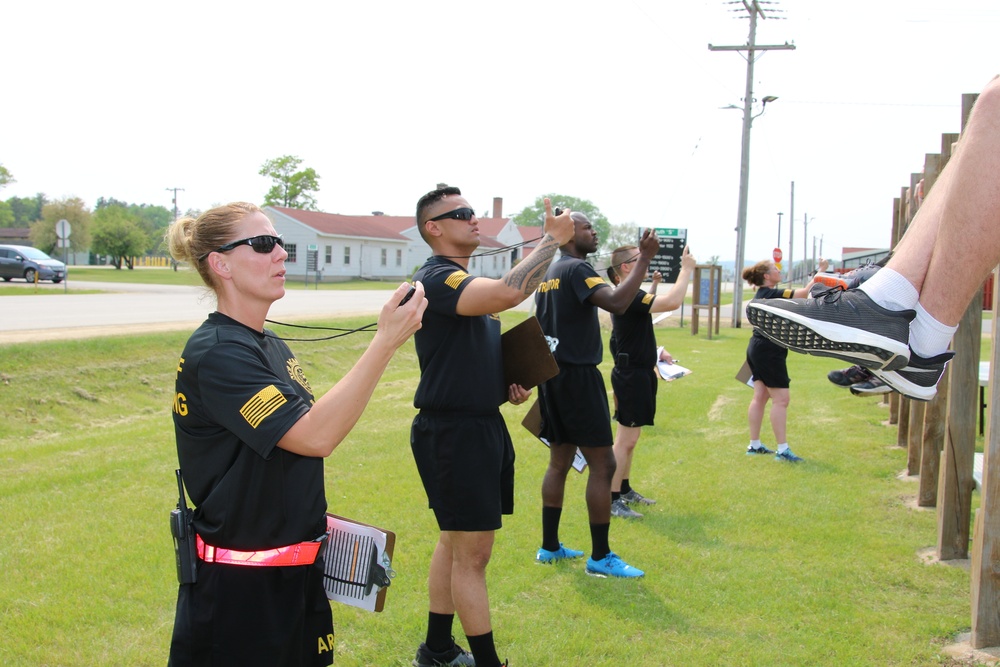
[533,213,659,578]
[408,186,573,667]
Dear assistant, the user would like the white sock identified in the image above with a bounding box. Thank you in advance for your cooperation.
[858,268,919,312]
[750,439,762,448]
[909,302,958,358]
[777,443,789,454]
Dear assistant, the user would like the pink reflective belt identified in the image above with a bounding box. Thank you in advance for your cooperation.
[196,534,323,567]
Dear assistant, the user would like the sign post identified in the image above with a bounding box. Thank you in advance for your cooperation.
[56,219,71,293]
[773,247,783,273]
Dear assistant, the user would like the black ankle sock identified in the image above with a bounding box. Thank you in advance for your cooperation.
[611,491,621,501]
[425,612,455,652]
[590,522,610,561]
[467,632,501,667]
[621,478,632,494]
[541,506,563,552]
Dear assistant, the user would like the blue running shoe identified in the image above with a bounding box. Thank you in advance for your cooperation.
[585,552,644,578]
[746,444,774,455]
[775,448,803,463]
[536,543,584,564]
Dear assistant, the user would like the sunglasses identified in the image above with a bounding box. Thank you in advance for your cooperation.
[199,235,284,261]
[426,207,476,223]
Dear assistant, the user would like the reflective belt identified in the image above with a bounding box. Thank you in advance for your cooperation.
[196,534,325,567]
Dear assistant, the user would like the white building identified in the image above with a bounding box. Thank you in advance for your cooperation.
[264,197,542,281]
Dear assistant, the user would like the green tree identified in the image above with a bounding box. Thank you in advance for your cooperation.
[3,193,46,227]
[91,205,149,269]
[0,202,12,227]
[0,163,13,190]
[604,222,644,253]
[30,198,92,254]
[512,193,611,253]
[96,197,173,253]
[259,155,321,210]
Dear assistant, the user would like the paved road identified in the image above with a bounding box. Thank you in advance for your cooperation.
[0,280,531,344]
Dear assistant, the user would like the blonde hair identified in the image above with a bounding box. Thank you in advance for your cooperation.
[165,202,261,289]
[742,259,773,287]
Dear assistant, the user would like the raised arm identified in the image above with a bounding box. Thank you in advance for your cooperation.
[455,198,574,316]
[650,246,696,313]
[277,282,427,457]
[588,228,659,314]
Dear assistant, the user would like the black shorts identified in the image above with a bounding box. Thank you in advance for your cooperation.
[538,365,613,447]
[747,335,790,389]
[611,366,658,427]
[410,411,515,531]
[168,560,334,667]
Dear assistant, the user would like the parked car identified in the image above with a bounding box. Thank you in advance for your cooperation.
[0,244,67,283]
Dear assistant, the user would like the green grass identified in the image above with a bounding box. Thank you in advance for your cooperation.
[0,315,985,666]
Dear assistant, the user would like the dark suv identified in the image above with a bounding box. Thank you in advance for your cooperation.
[0,244,67,283]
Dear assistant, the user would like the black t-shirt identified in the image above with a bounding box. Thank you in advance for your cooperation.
[534,255,608,366]
[172,312,323,551]
[610,289,656,368]
[412,256,505,411]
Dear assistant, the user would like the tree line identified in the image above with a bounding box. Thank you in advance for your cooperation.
[1,157,657,267]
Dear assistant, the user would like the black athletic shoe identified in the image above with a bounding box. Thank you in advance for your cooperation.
[849,375,893,396]
[746,288,914,371]
[412,638,476,667]
[871,350,955,402]
[827,365,873,387]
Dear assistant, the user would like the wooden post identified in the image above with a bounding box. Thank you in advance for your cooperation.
[897,398,910,449]
[907,401,925,476]
[916,152,945,505]
[937,93,982,562]
[970,269,999,648]
[919,370,948,506]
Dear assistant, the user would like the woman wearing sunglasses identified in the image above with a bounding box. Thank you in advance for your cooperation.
[164,202,426,666]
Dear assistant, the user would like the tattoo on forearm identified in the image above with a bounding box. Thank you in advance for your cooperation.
[503,234,559,295]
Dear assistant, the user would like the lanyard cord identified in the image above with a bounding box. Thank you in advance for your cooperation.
[263,319,377,342]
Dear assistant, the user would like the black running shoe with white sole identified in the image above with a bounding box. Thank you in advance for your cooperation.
[871,350,954,402]
[849,375,893,396]
[827,365,873,387]
[746,288,914,371]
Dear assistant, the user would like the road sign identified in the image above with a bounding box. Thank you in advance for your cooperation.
[772,247,782,263]
[647,227,688,283]
[56,219,71,239]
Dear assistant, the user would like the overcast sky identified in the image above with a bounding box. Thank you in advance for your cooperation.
[2,0,997,265]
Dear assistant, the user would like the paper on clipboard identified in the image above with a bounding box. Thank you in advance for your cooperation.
[735,361,755,388]
[656,360,692,381]
[321,514,396,612]
[500,316,559,391]
[521,399,587,473]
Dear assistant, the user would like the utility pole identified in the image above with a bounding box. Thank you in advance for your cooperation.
[165,187,185,220]
[803,213,810,275]
[776,212,783,248]
[710,1,795,327]
[788,181,795,283]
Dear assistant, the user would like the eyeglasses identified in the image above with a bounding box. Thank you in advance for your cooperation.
[426,207,476,223]
[199,235,284,261]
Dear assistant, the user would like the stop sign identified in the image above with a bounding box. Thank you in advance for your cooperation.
[772,247,783,263]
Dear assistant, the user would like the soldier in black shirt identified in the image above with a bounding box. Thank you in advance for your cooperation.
[606,244,695,518]
[166,202,425,667]
[533,212,658,579]
[742,259,818,463]
[409,187,573,667]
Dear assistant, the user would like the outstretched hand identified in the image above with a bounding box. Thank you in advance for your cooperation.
[680,245,696,271]
[543,198,574,245]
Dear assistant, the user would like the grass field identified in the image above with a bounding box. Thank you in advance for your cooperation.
[0,312,988,666]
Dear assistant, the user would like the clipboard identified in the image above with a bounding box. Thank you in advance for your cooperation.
[320,513,395,612]
[501,316,559,390]
[735,361,755,388]
[521,399,587,473]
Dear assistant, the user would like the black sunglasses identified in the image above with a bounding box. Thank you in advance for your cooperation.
[199,235,284,261]
[427,207,476,223]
